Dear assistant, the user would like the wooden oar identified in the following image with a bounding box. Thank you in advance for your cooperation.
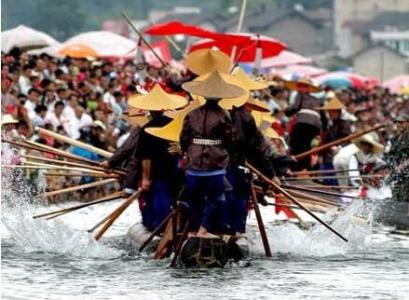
[293,185,358,190]
[170,220,190,267]
[94,190,141,241]
[44,172,118,178]
[295,123,386,160]
[24,161,112,176]
[44,178,117,197]
[24,140,100,166]
[285,175,382,181]
[290,169,363,176]
[283,185,359,199]
[87,214,112,233]
[23,154,117,174]
[250,182,272,257]
[247,163,348,242]
[33,191,123,219]
[36,127,113,158]
[286,189,340,207]
[139,212,173,252]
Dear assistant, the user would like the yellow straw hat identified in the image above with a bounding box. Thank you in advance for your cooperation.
[231,67,269,90]
[123,108,150,127]
[316,97,346,110]
[252,111,277,128]
[128,84,188,111]
[244,98,271,112]
[185,49,232,75]
[262,127,280,139]
[182,71,246,100]
[1,114,19,126]
[282,78,321,93]
[145,97,205,142]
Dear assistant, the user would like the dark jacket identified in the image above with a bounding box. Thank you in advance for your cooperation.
[230,106,275,178]
[137,115,179,181]
[322,118,351,163]
[180,101,233,171]
[108,126,141,189]
[285,93,322,129]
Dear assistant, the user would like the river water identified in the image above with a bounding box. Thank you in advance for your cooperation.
[1,182,409,300]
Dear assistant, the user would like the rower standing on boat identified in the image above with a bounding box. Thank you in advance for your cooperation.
[129,85,187,232]
[180,71,246,238]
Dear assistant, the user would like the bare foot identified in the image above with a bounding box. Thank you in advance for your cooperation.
[196,226,219,239]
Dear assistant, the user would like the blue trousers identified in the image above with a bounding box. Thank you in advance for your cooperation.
[320,163,338,186]
[184,173,227,233]
[226,169,251,233]
[141,180,172,231]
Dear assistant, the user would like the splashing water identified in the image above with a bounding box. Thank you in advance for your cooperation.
[1,171,122,258]
[248,200,372,257]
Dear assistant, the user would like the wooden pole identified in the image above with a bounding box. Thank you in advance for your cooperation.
[285,175,383,181]
[121,12,168,68]
[139,212,173,252]
[25,140,100,166]
[33,191,123,219]
[94,191,140,241]
[295,123,386,160]
[36,127,113,158]
[44,178,117,197]
[24,161,110,175]
[247,163,348,242]
[290,169,363,176]
[282,185,359,199]
[170,220,189,267]
[44,172,118,178]
[250,182,272,257]
[286,189,340,207]
[87,214,112,233]
[236,0,248,33]
[23,154,121,174]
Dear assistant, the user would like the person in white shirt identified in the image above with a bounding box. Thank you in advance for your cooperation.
[32,105,48,127]
[24,88,41,120]
[62,93,78,121]
[45,101,66,130]
[64,106,93,139]
[18,65,32,95]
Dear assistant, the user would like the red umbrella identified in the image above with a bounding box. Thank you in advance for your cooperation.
[189,33,286,62]
[145,21,249,42]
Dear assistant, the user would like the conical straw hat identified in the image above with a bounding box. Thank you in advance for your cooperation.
[244,98,271,112]
[182,71,246,100]
[282,78,321,93]
[316,97,346,110]
[145,97,205,142]
[186,49,231,75]
[252,111,277,128]
[353,133,384,154]
[123,108,149,127]
[231,67,269,90]
[262,127,279,139]
[129,84,188,111]
[1,114,19,125]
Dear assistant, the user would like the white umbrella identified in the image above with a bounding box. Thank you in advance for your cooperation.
[1,25,59,53]
[27,44,63,58]
[59,31,137,58]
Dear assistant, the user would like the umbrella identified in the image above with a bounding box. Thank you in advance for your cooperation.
[1,25,59,53]
[189,33,286,62]
[273,65,327,78]
[27,44,63,58]
[315,72,379,89]
[383,75,409,94]
[58,44,98,58]
[257,50,312,69]
[60,31,137,58]
[145,21,246,41]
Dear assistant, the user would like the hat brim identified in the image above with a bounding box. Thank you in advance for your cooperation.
[244,98,271,112]
[353,136,384,153]
[283,81,321,93]
[182,78,245,99]
[129,85,188,111]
